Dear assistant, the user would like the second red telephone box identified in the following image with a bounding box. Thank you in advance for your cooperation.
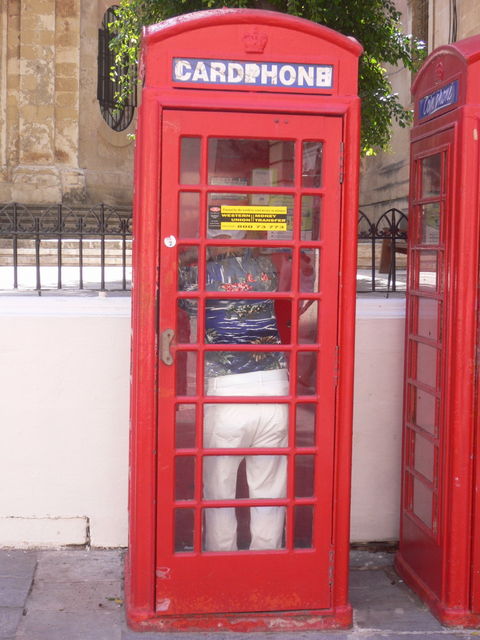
[127,8,361,631]
[396,34,480,627]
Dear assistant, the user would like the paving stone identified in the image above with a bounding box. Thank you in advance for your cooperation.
[350,550,396,570]
[357,634,480,640]
[7,548,480,640]
[349,570,415,609]
[16,610,122,640]
[0,607,23,638]
[0,577,32,608]
[0,551,36,579]
[35,549,124,583]
[354,602,444,632]
[121,631,355,640]
[25,579,124,613]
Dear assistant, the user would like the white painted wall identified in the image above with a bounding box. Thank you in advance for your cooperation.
[351,297,406,542]
[0,297,131,548]
[0,295,405,548]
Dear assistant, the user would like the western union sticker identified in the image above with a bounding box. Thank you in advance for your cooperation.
[210,205,288,231]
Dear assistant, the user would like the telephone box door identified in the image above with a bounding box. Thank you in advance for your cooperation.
[399,128,453,596]
[156,108,343,615]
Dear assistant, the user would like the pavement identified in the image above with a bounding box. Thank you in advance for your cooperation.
[2,548,480,640]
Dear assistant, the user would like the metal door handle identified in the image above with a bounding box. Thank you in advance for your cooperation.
[160,329,175,365]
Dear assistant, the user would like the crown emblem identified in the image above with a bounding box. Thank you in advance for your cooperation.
[434,60,445,85]
[243,28,268,54]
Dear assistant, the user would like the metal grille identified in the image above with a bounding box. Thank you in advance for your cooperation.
[0,203,132,293]
[0,203,407,294]
[358,207,408,294]
[97,5,137,132]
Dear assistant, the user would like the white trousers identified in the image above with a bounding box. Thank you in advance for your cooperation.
[203,369,289,552]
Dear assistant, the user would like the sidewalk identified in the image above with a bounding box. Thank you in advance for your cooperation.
[2,548,480,640]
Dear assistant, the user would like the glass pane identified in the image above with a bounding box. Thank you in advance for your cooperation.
[203,403,288,448]
[416,342,437,389]
[178,246,198,291]
[208,138,294,187]
[180,137,201,184]
[207,194,293,240]
[266,195,294,241]
[421,153,441,197]
[298,299,318,344]
[414,432,435,482]
[301,195,322,241]
[205,297,289,347]
[295,403,316,447]
[300,249,319,292]
[420,202,440,245]
[302,141,323,188]
[177,299,197,344]
[175,508,194,552]
[176,351,197,396]
[179,192,200,238]
[297,352,317,395]
[175,404,196,449]
[295,455,314,497]
[204,455,287,498]
[417,297,440,341]
[205,351,289,383]
[175,456,195,500]
[413,477,433,529]
[274,299,292,344]
[203,506,286,551]
[203,246,291,292]
[294,505,313,548]
[418,251,439,291]
[412,387,436,435]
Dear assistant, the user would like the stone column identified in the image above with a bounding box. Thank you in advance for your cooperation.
[54,0,85,202]
[0,0,20,201]
[11,0,85,203]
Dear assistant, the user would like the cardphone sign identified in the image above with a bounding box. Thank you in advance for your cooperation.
[173,58,334,89]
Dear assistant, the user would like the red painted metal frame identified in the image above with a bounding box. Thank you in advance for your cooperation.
[156,108,341,617]
[396,34,480,627]
[127,8,362,631]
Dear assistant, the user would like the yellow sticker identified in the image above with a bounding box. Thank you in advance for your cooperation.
[217,205,288,231]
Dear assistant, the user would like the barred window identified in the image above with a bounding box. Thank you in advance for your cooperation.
[411,0,429,50]
[97,5,137,131]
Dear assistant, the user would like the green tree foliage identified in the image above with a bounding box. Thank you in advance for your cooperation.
[111,0,425,155]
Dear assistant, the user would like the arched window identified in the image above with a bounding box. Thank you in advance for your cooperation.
[411,0,429,51]
[97,5,137,131]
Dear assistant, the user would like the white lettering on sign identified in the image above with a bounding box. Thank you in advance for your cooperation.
[172,58,334,89]
[419,80,459,119]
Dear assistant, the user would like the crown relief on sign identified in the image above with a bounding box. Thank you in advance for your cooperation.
[242,28,268,53]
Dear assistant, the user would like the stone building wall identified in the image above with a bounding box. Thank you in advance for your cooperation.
[360,0,480,220]
[0,0,135,206]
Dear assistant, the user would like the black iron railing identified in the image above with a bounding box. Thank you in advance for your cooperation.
[0,203,132,293]
[0,203,407,294]
[357,207,408,294]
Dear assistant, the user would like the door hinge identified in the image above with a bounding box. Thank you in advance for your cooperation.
[339,142,345,183]
[334,345,340,386]
[329,548,335,586]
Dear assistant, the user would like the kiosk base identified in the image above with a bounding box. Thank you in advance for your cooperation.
[125,556,353,631]
[395,554,480,628]
[126,606,353,633]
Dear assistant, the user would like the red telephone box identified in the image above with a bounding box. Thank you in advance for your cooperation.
[396,34,480,627]
[127,8,361,631]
